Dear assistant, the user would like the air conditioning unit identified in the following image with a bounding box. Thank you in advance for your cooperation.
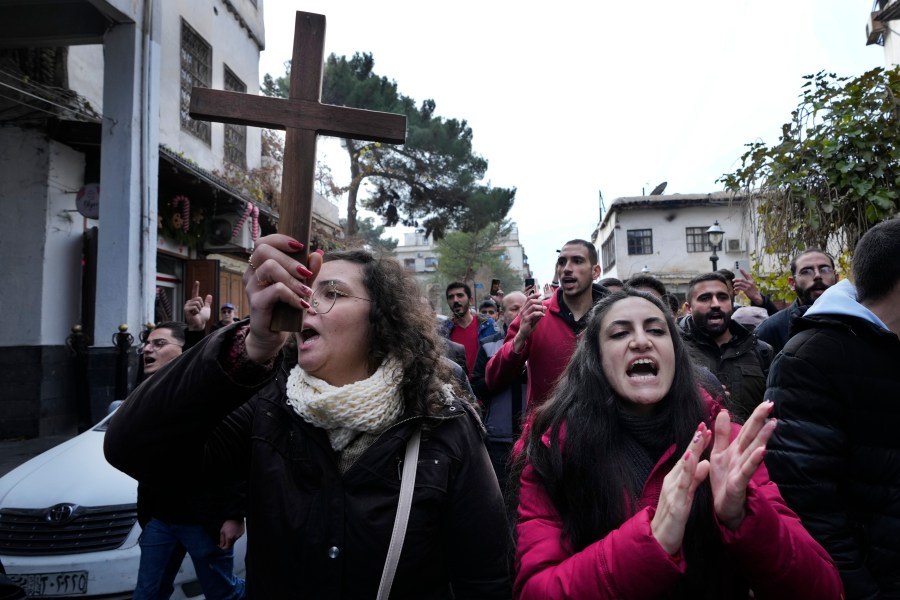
[724,238,746,254]
[204,214,254,252]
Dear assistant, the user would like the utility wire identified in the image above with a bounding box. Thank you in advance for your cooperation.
[0,79,113,124]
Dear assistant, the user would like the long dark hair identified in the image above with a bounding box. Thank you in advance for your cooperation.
[514,290,723,593]
[323,250,458,418]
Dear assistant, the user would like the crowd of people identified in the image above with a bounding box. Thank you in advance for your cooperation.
[102,219,900,599]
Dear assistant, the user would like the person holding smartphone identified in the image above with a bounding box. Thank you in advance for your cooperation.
[485,240,608,414]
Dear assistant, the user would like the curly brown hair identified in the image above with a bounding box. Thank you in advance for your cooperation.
[323,249,458,418]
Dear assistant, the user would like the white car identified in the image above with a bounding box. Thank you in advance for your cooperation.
[0,411,246,599]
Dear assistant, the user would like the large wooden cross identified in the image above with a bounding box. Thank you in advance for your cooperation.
[189,11,407,331]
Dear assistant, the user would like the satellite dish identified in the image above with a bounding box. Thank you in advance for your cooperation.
[649,181,668,196]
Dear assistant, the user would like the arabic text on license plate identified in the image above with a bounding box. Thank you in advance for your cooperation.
[8,571,88,596]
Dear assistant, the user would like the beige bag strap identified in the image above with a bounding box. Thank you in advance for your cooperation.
[376,427,421,600]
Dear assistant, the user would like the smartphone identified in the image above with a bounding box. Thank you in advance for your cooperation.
[524,277,535,292]
[490,279,501,295]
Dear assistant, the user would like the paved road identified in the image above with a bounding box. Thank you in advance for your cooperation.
[0,435,75,478]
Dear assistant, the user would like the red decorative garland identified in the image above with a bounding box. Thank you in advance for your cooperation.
[172,195,190,232]
[232,201,253,237]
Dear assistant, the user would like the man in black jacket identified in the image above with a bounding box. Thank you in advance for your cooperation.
[134,319,246,600]
[755,249,838,354]
[679,272,773,422]
[766,219,900,599]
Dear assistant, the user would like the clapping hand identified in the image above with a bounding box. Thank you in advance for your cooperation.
[709,401,776,531]
[651,400,776,555]
[651,423,712,555]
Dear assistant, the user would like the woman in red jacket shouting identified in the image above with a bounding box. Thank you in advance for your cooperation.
[512,289,842,599]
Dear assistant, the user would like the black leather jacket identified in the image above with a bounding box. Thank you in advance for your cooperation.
[680,317,773,423]
[105,328,512,599]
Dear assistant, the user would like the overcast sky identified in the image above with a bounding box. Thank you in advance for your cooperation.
[258,1,885,285]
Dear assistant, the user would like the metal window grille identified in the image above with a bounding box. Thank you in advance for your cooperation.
[180,20,211,144]
[223,66,247,168]
[627,229,653,255]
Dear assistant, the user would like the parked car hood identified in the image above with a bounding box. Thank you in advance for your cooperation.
[0,417,136,509]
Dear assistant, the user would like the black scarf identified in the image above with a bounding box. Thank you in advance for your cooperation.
[617,404,675,499]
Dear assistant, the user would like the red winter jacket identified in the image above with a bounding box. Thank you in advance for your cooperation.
[485,291,577,412]
[514,399,843,600]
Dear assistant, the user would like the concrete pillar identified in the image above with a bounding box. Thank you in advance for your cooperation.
[95,11,159,345]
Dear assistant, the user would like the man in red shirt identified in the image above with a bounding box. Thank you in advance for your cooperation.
[441,282,498,377]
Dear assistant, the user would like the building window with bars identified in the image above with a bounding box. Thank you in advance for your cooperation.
[223,66,247,168]
[686,227,709,252]
[180,20,211,144]
[627,229,653,255]
[601,233,616,271]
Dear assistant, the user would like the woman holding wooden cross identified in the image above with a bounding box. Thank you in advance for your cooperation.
[106,234,511,599]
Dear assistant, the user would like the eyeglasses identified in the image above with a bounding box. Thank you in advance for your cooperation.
[796,266,835,278]
[136,339,183,354]
[309,281,372,314]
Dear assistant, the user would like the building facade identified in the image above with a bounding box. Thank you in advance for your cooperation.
[0,0,341,438]
[592,192,754,301]
[393,226,532,314]
[866,0,900,65]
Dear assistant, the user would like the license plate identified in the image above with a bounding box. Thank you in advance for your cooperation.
[7,571,88,596]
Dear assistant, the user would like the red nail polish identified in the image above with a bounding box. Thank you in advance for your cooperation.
[314,249,325,256]
[296,265,313,278]
[288,240,304,250]
[684,450,692,462]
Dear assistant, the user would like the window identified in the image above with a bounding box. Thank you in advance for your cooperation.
[180,20,212,143]
[601,234,616,271]
[155,254,185,324]
[627,229,653,255]
[424,257,438,268]
[403,258,416,270]
[223,66,247,167]
[686,227,708,252]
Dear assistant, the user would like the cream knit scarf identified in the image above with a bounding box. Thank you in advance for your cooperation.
[285,359,404,451]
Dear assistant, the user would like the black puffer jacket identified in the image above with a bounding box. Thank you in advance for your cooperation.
[765,283,900,600]
[679,317,773,422]
[754,299,809,355]
[105,329,512,599]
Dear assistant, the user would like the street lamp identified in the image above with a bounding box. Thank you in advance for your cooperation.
[706,220,725,271]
